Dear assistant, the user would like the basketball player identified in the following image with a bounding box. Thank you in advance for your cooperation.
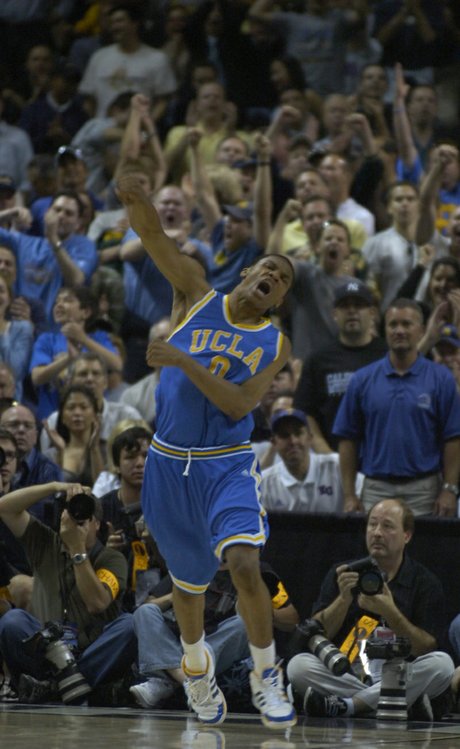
[117,175,296,729]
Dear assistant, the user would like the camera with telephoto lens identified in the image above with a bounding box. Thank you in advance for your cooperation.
[55,491,96,523]
[366,634,412,721]
[22,621,91,704]
[288,618,350,675]
[347,556,385,596]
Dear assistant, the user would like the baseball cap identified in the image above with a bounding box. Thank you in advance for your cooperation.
[55,146,85,167]
[271,408,307,433]
[223,202,253,221]
[436,324,460,349]
[333,280,374,307]
[0,175,16,194]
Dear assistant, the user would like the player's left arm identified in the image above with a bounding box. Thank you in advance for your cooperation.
[147,336,291,421]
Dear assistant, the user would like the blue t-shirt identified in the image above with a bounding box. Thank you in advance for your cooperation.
[333,354,460,477]
[209,220,262,294]
[122,227,173,325]
[0,227,98,323]
[30,328,117,420]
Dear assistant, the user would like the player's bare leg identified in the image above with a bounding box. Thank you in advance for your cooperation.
[226,544,296,729]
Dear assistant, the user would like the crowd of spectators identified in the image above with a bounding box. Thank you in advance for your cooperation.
[1,0,460,720]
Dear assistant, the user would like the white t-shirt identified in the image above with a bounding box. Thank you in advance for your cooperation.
[79,44,177,117]
[261,452,363,514]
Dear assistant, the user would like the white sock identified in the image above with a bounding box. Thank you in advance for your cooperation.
[249,641,276,676]
[181,633,208,673]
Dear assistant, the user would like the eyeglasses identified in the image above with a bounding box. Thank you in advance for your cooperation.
[2,420,37,431]
[1,451,17,462]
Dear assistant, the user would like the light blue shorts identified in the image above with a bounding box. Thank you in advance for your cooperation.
[141,435,269,593]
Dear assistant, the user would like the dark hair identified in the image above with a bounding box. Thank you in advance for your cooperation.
[0,427,18,454]
[56,286,99,331]
[52,189,85,217]
[406,83,437,106]
[56,384,99,443]
[368,498,415,535]
[318,218,351,246]
[109,4,143,23]
[429,257,460,289]
[384,180,419,205]
[360,63,387,81]
[111,426,152,468]
[385,297,424,323]
[271,55,307,91]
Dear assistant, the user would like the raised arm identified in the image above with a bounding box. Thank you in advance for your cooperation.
[117,175,210,298]
[44,209,85,287]
[147,335,291,421]
[416,145,458,245]
[187,127,221,234]
[253,133,273,250]
[392,63,418,170]
[0,481,86,538]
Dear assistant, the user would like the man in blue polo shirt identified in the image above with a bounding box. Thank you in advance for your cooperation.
[0,191,97,324]
[334,297,460,516]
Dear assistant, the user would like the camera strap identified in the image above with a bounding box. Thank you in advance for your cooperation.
[339,615,379,663]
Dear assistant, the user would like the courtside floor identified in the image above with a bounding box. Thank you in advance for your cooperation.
[2,704,460,748]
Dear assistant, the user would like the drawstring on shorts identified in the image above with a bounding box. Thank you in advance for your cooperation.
[183,448,192,476]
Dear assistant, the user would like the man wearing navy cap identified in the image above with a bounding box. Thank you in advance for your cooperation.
[260,408,362,513]
[334,297,460,516]
[294,280,386,452]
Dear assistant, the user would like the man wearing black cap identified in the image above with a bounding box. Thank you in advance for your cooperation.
[294,280,386,452]
[261,408,362,513]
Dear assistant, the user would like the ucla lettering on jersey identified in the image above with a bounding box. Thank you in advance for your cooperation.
[154,290,284,447]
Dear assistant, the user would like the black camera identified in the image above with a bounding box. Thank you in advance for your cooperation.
[365,636,411,661]
[22,621,91,704]
[347,556,385,596]
[55,491,96,523]
[288,618,350,676]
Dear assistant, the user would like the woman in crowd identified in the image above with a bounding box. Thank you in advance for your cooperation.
[43,383,103,485]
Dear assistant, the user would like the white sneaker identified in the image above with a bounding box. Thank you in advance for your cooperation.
[183,645,227,725]
[250,665,297,729]
[129,675,175,708]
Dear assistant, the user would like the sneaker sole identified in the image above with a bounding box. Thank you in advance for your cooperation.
[259,710,297,730]
[129,686,159,709]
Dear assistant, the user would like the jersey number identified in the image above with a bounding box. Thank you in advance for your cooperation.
[209,355,230,378]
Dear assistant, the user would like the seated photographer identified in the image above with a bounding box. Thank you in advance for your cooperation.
[287,499,454,720]
[0,482,136,702]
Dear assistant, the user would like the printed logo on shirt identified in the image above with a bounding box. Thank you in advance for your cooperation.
[417,393,432,410]
[326,371,353,396]
[318,485,333,496]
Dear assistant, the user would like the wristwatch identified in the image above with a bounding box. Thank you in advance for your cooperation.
[71,552,88,565]
[442,482,459,495]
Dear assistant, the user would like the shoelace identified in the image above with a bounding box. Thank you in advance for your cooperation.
[186,673,215,705]
[259,668,286,707]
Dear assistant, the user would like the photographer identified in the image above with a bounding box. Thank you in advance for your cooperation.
[287,499,454,719]
[0,481,136,701]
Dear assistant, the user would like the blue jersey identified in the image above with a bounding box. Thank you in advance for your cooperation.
[155,290,284,447]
